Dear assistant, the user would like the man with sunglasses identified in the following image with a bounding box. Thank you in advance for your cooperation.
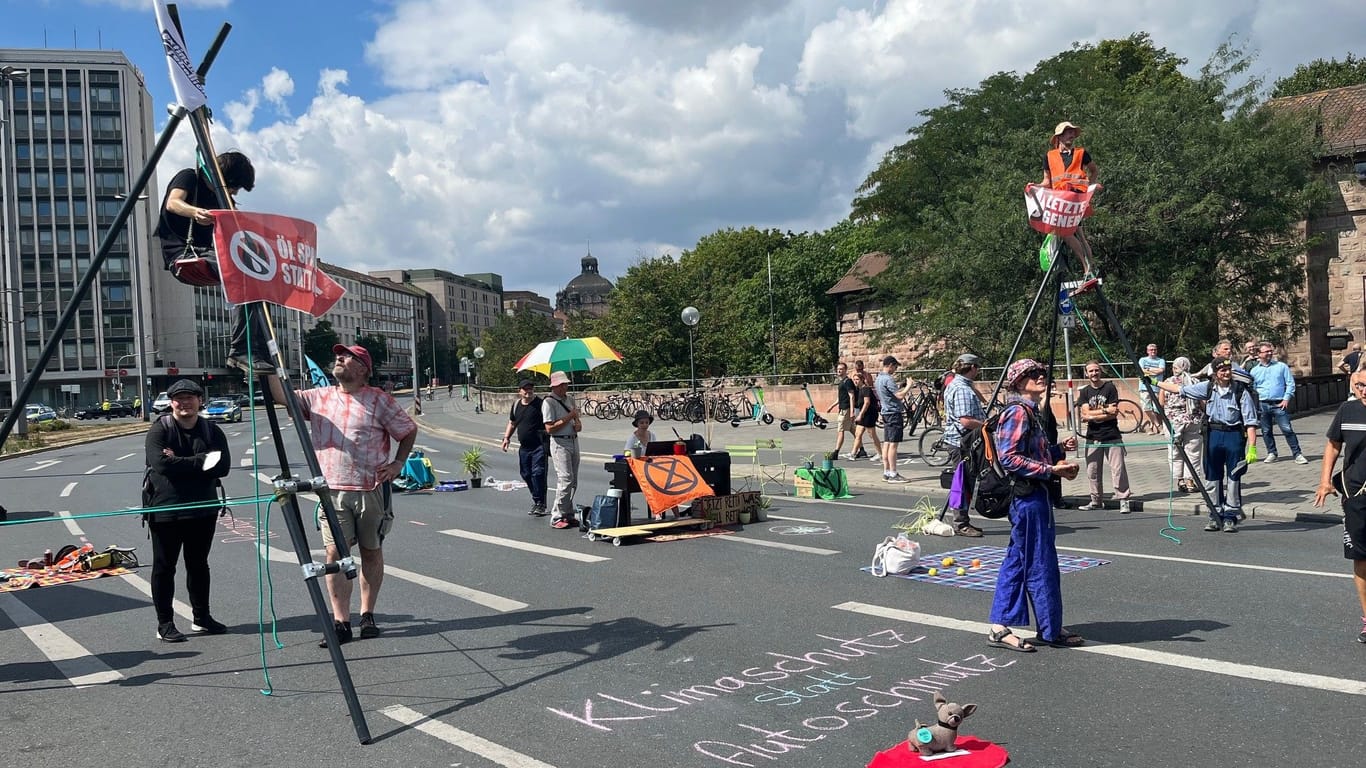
[1155,357,1258,532]
[1077,361,1133,513]
[1313,370,1366,644]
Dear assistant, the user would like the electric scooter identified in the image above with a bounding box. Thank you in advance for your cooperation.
[780,382,829,431]
[730,380,775,427]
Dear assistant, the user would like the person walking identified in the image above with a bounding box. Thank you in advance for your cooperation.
[1312,369,1366,644]
[1155,357,1258,532]
[943,353,987,536]
[543,370,583,529]
[1250,342,1307,464]
[1161,357,1204,493]
[827,362,863,459]
[853,371,882,462]
[985,359,1081,653]
[875,356,910,483]
[1077,361,1133,513]
[269,344,418,645]
[502,379,549,516]
[143,378,231,642]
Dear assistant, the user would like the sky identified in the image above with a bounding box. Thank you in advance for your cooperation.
[2,0,1364,302]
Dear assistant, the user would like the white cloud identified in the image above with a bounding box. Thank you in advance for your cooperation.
[161,0,1366,302]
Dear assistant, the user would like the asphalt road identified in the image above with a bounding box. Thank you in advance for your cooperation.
[0,399,1362,768]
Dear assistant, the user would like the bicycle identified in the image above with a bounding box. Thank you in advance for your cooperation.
[916,427,953,467]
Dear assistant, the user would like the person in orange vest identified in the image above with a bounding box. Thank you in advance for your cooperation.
[1041,121,1101,292]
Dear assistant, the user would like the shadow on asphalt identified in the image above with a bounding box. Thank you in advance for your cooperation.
[1068,618,1229,645]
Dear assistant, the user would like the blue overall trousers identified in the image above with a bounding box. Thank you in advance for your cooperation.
[988,485,1062,641]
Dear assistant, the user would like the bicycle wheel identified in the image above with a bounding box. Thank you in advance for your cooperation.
[1114,399,1143,434]
[918,427,951,467]
[683,398,705,424]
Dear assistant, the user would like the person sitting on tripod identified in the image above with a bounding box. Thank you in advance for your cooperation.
[1041,121,1101,292]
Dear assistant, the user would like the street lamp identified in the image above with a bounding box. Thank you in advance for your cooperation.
[473,346,485,413]
[1,67,29,436]
[681,306,700,392]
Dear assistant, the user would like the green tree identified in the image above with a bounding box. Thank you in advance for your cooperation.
[852,35,1324,365]
[302,320,340,374]
[1272,53,1366,98]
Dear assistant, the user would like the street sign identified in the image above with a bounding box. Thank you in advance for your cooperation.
[118,368,127,376]
[1060,313,1077,329]
[1058,289,1074,315]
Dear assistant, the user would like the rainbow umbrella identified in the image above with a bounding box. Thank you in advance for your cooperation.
[514,337,623,376]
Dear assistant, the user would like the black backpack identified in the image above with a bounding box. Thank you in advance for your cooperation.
[960,404,1041,519]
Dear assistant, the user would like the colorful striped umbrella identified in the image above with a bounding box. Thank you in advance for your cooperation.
[513,336,624,376]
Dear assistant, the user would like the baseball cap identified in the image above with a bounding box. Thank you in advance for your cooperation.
[166,378,204,398]
[332,344,373,371]
[517,379,535,390]
[549,370,571,387]
[955,353,982,367]
[1211,357,1233,370]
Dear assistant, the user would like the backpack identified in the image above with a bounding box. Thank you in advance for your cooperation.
[959,404,1042,519]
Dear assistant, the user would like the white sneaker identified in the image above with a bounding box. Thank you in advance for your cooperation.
[1263,454,1278,463]
[1119,500,1131,514]
[884,474,910,484]
[1077,500,1103,511]
[1294,454,1309,465]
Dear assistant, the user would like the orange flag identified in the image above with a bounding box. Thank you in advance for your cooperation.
[627,456,716,515]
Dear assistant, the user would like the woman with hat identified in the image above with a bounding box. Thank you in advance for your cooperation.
[986,359,1082,653]
[1041,121,1101,291]
[625,410,656,459]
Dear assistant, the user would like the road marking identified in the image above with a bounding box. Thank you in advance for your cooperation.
[60,482,78,498]
[27,459,60,472]
[57,510,84,537]
[765,513,827,524]
[386,566,528,612]
[84,464,106,475]
[0,593,123,687]
[116,452,135,461]
[439,529,610,563]
[713,536,840,555]
[379,704,556,767]
[121,573,193,622]
[833,602,1366,697]
[1056,545,1352,580]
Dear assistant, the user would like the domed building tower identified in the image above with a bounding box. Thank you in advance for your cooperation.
[555,251,614,318]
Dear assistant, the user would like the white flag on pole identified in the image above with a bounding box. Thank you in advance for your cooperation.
[153,0,207,111]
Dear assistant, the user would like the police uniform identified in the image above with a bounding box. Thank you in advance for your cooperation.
[1179,378,1258,522]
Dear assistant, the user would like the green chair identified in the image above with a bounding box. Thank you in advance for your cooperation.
[755,438,787,496]
[723,443,759,492]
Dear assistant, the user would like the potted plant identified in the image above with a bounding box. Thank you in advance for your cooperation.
[755,494,773,522]
[800,454,816,471]
[821,450,837,471]
[462,445,487,488]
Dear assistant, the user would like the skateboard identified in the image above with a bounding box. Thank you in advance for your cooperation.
[588,517,716,546]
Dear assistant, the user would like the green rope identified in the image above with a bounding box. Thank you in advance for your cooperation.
[0,495,277,526]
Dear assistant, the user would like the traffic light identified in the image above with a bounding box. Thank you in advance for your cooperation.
[355,326,362,342]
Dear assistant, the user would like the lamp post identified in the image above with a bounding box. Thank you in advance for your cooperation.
[681,306,700,392]
[1,68,29,436]
[767,253,778,378]
[114,353,138,400]
[473,346,485,413]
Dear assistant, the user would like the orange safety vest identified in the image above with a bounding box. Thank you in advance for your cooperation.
[1046,148,1089,192]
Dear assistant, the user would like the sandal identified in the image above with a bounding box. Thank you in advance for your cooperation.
[1033,629,1085,648]
[986,627,1036,653]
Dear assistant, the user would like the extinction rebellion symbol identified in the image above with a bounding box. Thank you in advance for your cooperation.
[227,229,277,282]
[640,456,700,496]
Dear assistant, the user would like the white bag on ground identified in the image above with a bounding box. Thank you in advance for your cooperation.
[871,534,921,576]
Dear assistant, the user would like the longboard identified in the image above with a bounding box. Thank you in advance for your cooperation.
[588,517,715,546]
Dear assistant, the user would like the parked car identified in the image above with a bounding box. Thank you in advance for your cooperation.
[24,404,58,422]
[74,401,135,420]
[151,391,172,415]
[204,398,243,423]
[232,393,253,408]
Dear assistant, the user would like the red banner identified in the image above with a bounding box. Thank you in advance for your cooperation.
[1024,183,1096,237]
[209,211,345,317]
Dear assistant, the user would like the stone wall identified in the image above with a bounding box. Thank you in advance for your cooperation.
[833,299,950,370]
[1289,179,1366,374]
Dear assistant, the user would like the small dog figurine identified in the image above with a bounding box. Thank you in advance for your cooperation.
[909,693,977,756]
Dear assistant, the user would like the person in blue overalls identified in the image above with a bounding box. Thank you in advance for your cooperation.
[1154,357,1259,532]
[985,359,1081,653]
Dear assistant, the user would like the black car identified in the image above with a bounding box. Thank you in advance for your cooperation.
[74,401,135,420]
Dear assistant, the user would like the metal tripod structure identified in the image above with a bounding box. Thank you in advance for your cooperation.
[0,10,372,743]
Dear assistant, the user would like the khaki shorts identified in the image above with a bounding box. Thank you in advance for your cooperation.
[837,411,855,433]
[320,486,393,550]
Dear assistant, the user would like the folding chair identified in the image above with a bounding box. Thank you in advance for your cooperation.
[755,438,788,496]
[723,443,759,492]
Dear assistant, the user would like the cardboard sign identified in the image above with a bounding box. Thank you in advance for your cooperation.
[209,211,345,317]
[690,492,760,525]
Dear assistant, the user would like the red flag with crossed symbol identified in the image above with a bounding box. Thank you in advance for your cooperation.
[209,211,345,317]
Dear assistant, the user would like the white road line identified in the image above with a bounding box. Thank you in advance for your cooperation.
[833,602,1366,697]
[438,529,610,563]
[0,593,123,687]
[379,704,556,768]
[1056,545,1351,580]
[116,452,135,461]
[60,482,78,498]
[765,513,827,524]
[386,566,528,612]
[713,536,840,555]
[121,573,193,622]
[57,510,84,537]
[27,459,60,472]
[84,464,105,475]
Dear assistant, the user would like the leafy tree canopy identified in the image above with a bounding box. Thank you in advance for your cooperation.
[1272,53,1366,98]
[852,34,1325,366]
